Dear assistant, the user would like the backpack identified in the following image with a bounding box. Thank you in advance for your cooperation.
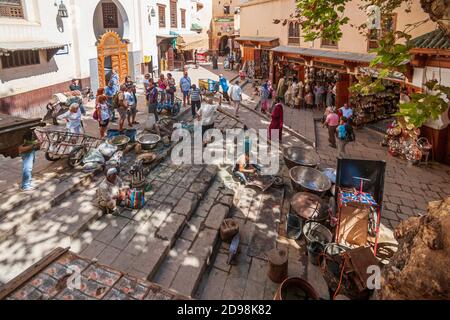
[345,124,355,142]
[112,92,120,109]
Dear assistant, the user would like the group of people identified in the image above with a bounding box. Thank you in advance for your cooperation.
[324,103,355,157]
[267,77,337,111]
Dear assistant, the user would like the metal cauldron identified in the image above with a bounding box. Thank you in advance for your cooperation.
[138,134,161,150]
[107,135,130,151]
[289,166,331,197]
[283,146,319,169]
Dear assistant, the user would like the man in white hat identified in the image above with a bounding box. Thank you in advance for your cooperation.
[97,168,128,214]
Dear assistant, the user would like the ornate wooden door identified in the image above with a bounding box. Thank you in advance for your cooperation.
[97,31,129,88]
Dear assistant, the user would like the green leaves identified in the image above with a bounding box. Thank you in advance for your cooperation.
[296,0,351,42]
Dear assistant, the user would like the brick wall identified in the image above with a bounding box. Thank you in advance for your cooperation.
[0,78,91,119]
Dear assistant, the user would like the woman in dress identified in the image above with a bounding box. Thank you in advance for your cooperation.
[57,103,82,134]
[268,97,284,143]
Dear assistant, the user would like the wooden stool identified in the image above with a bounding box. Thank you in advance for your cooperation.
[267,248,288,283]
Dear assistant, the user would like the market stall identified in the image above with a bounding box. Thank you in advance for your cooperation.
[236,36,279,80]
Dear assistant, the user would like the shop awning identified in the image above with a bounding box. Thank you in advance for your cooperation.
[236,36,279,43]
[271,45,376,64]
[0,41,65,54]
[176,33,207,51]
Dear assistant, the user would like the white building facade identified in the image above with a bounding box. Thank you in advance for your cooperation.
[0,0,200,117]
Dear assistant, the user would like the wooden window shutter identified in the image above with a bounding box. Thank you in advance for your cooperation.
[158,5,166,27]
[170,0,177,28]
[181,9,186,28]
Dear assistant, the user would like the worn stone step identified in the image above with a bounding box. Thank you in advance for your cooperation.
[0,170,100,242]
[152,178,234,298]
[73,163,220,285]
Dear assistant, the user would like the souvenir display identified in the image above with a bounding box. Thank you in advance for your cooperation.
[351,81,400,126]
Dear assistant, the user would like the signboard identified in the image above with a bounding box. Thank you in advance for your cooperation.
[144,55,152,63]
[214,18,234,23]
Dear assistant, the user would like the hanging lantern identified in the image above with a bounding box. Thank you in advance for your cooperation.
[56,1,69,18]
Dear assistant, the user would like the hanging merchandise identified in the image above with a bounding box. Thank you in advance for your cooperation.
[381,119,424,165]
[351,80,400,127]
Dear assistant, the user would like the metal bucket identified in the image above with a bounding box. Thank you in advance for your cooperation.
[289,166,331,196]
[286,212,303,240]
[323,243,349,276]
[274,277,319,300]
[303,221,332,247]
[307,241,324,266]
[283,146,319,169]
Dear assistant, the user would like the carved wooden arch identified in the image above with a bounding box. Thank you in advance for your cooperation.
[97,31,129,88]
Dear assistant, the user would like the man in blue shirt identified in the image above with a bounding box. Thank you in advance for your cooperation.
[179,70,192,108]
[110,69,120,92]
[219,74,230,102]
[104,81,117,122]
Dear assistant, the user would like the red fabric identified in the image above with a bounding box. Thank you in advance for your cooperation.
[269,103,283,142]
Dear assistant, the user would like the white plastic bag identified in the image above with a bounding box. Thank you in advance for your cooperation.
[145,113,156,131]
[97,142,118,159]
[82,149,105,164]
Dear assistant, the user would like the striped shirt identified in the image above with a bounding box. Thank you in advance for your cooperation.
[190,88,201,101]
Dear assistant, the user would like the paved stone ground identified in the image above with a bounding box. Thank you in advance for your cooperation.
[2,64,450,299]
[200,62,450,228]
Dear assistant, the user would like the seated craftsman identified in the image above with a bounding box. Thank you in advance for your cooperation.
[144,113,172,137]
[233,150,261,185]
[97,168,128,214]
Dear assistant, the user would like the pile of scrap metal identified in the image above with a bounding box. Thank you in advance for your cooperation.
[0,247,190,300]
[0,113,44,158]
[376,195,450,300]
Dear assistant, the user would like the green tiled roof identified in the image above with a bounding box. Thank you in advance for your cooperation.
[410,29,450,49]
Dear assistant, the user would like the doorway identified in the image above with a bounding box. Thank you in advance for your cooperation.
[219,36,230,56]
[97,31,129,89]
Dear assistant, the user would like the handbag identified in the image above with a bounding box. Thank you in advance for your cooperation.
[92,106,99,121]
[126,188,146,209]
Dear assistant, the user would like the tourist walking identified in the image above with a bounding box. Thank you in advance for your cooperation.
[339,103,353,122]
[230,80,242,117]
[19,131,40,192]
[325,107,339,148]
[314,83,325,109]
[166,73,176,105]
[219,74,230,102]
[326,84,334,108]
[57,103,83,134]
[116,85,129,131]
[305,91,314,109]
[180,71,192,108]
[268,97,284,143]
[336,117,355,158]
[125,85,138,127]
[158,74,168,103]
[105,81,118,122]
[190,84,202,118]
[110,69,120,92]
[95,95,110,138]
[147,80,159,122]
[196,96,221,143]
[260,81,270,113]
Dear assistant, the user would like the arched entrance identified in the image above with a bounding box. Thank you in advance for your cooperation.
[97,31,129,89]
[219,36,230,56]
